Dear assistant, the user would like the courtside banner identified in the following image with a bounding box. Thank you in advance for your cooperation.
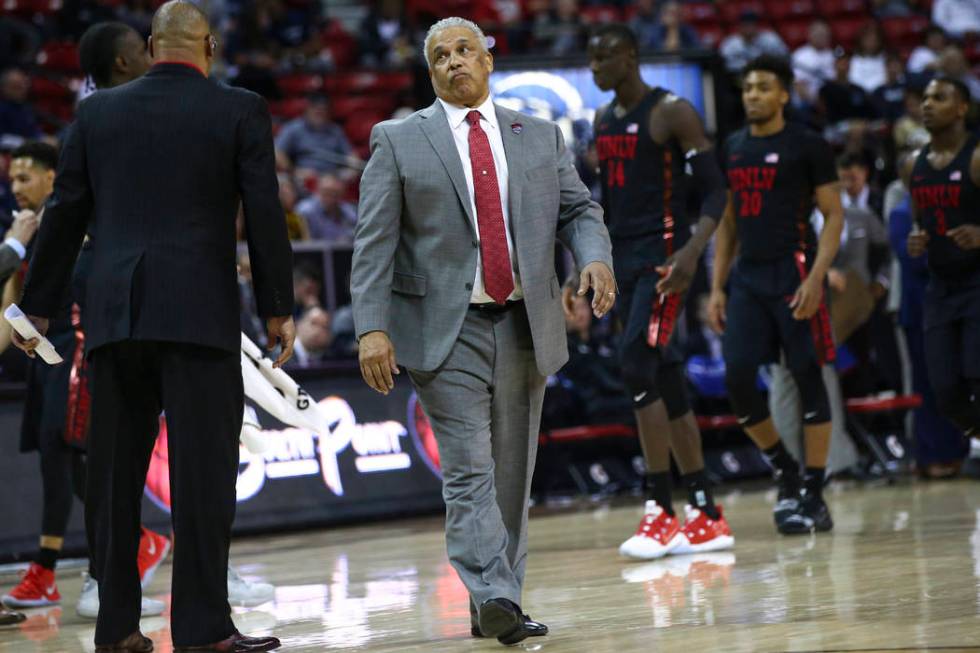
[0,369,444,560]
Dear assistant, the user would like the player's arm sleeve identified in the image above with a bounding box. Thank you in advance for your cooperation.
[669,99,727,222]
[21,118,92,318]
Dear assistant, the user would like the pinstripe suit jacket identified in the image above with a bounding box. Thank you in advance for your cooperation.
[352,100,613,375]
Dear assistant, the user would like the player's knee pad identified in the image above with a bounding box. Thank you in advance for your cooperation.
[619,338,660,408]
[934,381,980,437]
[656,362,691,420]
[790,363,831,425]
[724,363,769,427]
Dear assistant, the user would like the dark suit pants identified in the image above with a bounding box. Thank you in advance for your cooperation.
[87,340,242,647]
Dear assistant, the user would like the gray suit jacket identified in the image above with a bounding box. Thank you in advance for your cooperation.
[352,100,613,375]
[834,207,891,286]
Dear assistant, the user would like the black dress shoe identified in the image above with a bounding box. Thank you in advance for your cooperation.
[0,608,26,627]
[95,632,154,652]
[479,598,533,646]
[472,616,548,638]
[175,631,281,652]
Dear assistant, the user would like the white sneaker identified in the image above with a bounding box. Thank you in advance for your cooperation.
[227,565,275,606]
[76,573,166,620]
[618,500,685,560]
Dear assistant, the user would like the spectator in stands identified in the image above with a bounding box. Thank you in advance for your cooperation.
[289,306,338,367]
[277,174,310,241]
[0,17,41,68]
[292,261,323,318]
[296,173,357,245]
[117,0,156,35]
[532,0,588,56]
[358,0,415,67]
[907,25,947,75]
[932,0,980,40]
[820,50,879,126]
[228,51,283,100]
[627,0,659,51]
[893,86,930,155]
[555,293,631,426]
[718,9,787,74]
[873,53,908,123]
[275,93,356,183]
[936,45,980,100]
[639,1,699,53]
[792,20,835,110]
[849,23,888,94]
[0,68,42,148]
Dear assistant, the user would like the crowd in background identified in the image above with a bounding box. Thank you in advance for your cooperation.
[0,0,978,473]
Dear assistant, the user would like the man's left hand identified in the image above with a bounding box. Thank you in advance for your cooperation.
[12,315,49,359]
[655,245,699,295]
[576,261,616,318]
[266,316,296,368]
[790,275,824,320]
[948,224,980,250]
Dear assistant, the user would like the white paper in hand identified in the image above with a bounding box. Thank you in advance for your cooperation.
[3,304,63,364]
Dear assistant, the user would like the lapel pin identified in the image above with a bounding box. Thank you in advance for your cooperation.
[511,122,523,135]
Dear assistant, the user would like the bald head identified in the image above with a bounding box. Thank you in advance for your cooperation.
[149,1,214,72]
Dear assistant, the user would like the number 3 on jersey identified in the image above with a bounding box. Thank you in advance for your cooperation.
[739,190,763,217]
[608,159,626,188]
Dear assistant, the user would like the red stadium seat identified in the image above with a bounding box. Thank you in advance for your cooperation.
[31,76,72,100]
[777,19,812,49]
[269,98,309,120]
[695,24,725,48]
[344,111,387,147]
[330,95,396,121]
[765,0,815,22]
[321,19,357,69]
[277,73,323,97]
[718,1,766,25]
[830,17,867,48]
[881,15,930,49]
[819,0,869,18]
[680,2,719,25]
[580,5,622,24]
[36,42,80,73]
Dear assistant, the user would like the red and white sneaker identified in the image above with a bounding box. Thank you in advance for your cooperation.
[1,563,60,608]
[137,527,171,589]
[672,505,735,555]
[619,501,684,560]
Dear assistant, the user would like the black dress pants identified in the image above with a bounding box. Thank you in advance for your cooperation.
[87,340,242,647]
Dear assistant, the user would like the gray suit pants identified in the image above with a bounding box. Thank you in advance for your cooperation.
[408,303,546,611]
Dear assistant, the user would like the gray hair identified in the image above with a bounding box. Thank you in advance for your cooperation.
[422,17,488,67]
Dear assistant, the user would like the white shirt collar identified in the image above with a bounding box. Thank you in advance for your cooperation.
[438,94,498,131]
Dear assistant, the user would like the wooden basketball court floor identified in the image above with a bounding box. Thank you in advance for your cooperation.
[2,480,979,653]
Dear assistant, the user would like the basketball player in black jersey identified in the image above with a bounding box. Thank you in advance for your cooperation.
[903,77,980,441]
[708,55,843,534]
[573,24,733,559]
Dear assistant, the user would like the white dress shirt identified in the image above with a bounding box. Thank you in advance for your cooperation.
[438,95,523,304]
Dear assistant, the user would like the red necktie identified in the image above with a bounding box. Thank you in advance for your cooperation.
[466,110,514,304]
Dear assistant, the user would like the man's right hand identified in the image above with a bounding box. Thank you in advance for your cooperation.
[707,289,726,334]
[8,210,39,247]
[266,316,296,368]
[907,226,929,258]
[359,330,399,395]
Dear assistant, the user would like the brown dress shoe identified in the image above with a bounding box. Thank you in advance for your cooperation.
[95,631,154,652]
[175,631,281,652]
[0,608,26,626]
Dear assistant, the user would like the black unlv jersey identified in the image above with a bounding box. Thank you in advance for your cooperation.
[723,122,837,261]
[595,88,690,261]
[910,135,980,284]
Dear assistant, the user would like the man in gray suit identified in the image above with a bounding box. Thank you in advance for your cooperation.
[352,17,615,646]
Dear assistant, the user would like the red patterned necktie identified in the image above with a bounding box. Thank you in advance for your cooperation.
[466,110,513,304]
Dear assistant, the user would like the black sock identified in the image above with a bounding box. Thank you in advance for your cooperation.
[762,441,800,485]
[682,470,720,519]
[803,467,826,501]
[644,471,674,516]
[36,547,58,571]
